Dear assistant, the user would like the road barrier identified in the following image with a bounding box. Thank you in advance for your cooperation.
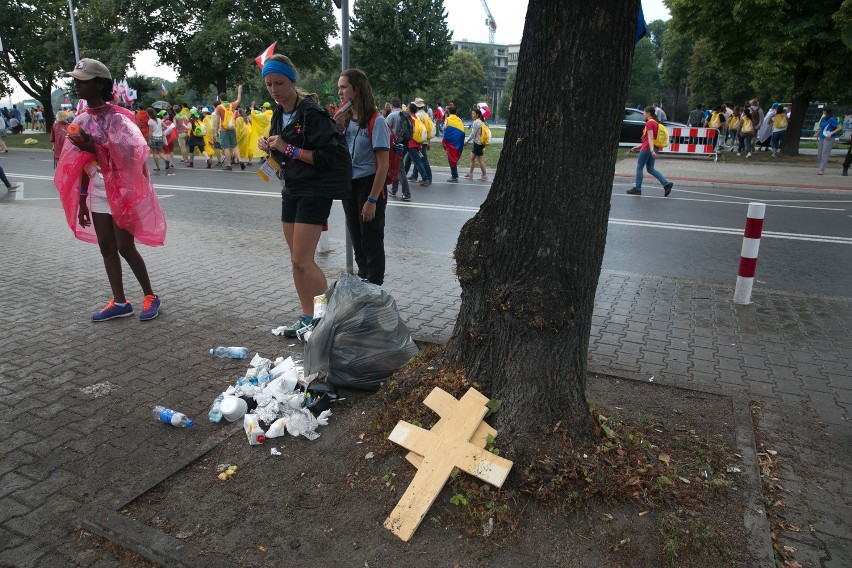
[734,202,766,305]
[662,127,721,161]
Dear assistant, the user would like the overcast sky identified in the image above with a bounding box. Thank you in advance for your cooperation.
[5,1,672,101]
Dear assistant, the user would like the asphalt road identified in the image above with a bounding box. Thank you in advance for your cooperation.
[3,151,851,297]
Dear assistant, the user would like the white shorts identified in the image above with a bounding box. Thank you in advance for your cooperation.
[88,174,111,215]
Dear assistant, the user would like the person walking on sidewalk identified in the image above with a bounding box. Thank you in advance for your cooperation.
[770,104,788,158]
[258,54,352,338]
[336,68,390,286]
[843,144,851,176]
[737,108,755,158]
[627,106,673,197]
[464,107,488,181]
[54,58,165,322]
[815,106,842,175]
[1,164,21,192]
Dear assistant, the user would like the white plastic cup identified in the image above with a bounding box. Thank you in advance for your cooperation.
[220,396,248,422]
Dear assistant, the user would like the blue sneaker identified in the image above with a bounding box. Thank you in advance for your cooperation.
[282,315,312,338]
[139,294,161,321]
[92,299,133,322]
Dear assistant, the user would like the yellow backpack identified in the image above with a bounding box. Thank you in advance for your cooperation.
[774,112,788,129]
[708,112,721,129]
[478,121,491,146]
[412,116,427,144]
[221,105,235,130]
[741,118,754,134]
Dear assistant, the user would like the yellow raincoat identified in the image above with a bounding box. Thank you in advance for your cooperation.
[250,109,273,159]
[236,116,251,160]
[202,114,215,155]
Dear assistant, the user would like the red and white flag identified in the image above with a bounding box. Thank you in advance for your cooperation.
[255,41,277,69]
[160,83,168,97]
[477,102,491,120]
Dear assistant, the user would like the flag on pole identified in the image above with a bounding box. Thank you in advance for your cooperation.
[63,93,71,105]
[160,83,168,97]
[255,41,277,69]
[635,2,647,44]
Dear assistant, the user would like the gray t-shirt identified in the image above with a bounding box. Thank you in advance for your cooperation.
[344,115,390,180]
[386,109,403,139]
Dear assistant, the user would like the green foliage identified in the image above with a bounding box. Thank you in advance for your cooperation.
[350,0,452,100]
[449,493,469,507]
[424,51,486,117]
[646,19,668,66]
[625,38,659,107]
[153,0,337,96]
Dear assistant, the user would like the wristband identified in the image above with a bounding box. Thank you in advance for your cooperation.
[283,143,300,161]
[79,188,88,196]
[366,196,377,204]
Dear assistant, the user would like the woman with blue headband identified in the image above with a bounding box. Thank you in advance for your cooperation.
[258,54,352,338]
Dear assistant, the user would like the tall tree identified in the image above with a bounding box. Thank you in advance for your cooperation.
[626,38,659,107]
[350,0,452,99]
[444,0,639,450]
[0,0,162,131]
[425,51,487,117]
[659,26,692,120]
[153,0,337,96]
[669,0,852,155]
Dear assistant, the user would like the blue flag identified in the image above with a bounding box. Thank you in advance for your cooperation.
[636,2,647,44]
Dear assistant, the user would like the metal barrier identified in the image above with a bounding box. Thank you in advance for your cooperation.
[661,127,721,161]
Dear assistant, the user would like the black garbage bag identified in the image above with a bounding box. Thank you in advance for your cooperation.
[304,273,419,391]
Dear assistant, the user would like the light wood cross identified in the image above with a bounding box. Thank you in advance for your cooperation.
[384,387,513,542]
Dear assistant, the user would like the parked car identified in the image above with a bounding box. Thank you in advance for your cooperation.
[621,107,685,144]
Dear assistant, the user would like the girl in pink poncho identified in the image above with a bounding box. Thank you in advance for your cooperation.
[54,58,166,322]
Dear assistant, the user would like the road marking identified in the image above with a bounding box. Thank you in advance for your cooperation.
[609,218,852,244]
[9,173,849,243]
[672,187,852,206]
[613,187,848,211]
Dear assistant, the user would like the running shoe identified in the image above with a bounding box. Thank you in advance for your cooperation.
[447,177,458,183]
[6,183,20,191]
[139,294,161,321]
[625,187,642,195]
[92,299,133,322]
[463,173,474,179]
[282,315,312,338]
[663,182,673,197]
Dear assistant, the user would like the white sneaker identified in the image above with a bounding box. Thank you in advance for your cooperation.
[746,152,752,158]
[736,152,741,157]
[6,182,20,191]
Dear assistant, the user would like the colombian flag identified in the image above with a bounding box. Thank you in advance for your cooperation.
[441,114,465,167]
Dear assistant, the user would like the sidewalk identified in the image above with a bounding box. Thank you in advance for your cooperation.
[0,173,849,566]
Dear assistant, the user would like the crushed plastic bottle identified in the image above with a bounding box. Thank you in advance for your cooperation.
[153,405,194,428]
[210,346,249,359]
[208,393,225,423]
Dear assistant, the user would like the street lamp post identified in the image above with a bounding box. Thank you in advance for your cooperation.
[337,0,353,274]
[68,0,80,63]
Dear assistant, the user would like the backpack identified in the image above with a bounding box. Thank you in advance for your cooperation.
[396,111,413,146]
[412,115,427,144]
[478,121,491,146]
[367,113,401,187]
[688,109,704,127]
[221,104,235,130]
[709,112,721,129]
[774,113,788,129]
[421,113,435,139]
[741,118,754,134]
[652,120,668,149]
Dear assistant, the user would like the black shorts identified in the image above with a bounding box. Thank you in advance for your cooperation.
[471,143,484,157]
[281,192,334,225]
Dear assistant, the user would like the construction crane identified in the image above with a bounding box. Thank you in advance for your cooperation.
[480,0,497,44]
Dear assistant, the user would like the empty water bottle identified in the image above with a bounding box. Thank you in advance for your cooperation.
[153,405,194,428]
[210,346,249,359]
[208,393,225,423]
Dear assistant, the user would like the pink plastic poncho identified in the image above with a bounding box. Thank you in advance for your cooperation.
[54,104,167,246]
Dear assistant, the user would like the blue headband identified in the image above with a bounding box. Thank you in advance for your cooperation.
[262,60,296,82]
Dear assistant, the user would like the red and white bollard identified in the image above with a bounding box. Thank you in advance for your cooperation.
[734,202,766,305]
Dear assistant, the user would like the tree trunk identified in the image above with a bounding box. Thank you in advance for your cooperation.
[782,93,810,157]
[445,0,640,446]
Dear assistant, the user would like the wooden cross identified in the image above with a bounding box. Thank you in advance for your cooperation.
[384,387,513,542]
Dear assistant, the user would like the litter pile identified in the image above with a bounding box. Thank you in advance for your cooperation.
[208,353,335,444]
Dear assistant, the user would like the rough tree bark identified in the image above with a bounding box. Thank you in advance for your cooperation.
[444,0,640,445]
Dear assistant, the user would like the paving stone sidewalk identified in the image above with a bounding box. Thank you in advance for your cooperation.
[0,200,848,566]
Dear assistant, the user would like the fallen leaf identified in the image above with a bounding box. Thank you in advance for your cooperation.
[658,453,671,466]
[787,523,801,532]
[359,433,365,440]
[627,476,641,486]
[258,546,268,553]
[678,476,691,484]
[638,510,649,516]
[365,452,374,459]
[767,450,778,456]
[782,545,796,554]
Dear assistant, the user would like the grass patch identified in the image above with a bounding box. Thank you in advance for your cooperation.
[3,132,53,151]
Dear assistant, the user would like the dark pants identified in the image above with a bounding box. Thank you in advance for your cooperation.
[0,165,10,188]
[844,146,852,170]
[342,174,386,285]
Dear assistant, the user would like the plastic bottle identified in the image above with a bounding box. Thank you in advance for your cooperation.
[208,393,225,423]
[210,346,249,359]
[153,405,194,428]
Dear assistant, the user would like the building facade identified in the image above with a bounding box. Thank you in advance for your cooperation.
[452,40,520,120]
